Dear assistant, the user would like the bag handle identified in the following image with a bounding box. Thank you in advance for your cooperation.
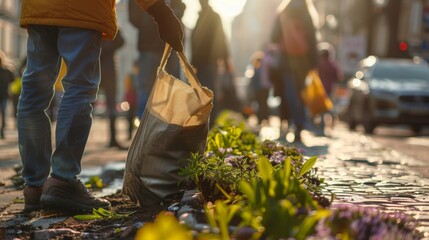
[159,44,172,71]
[159,44,205,91]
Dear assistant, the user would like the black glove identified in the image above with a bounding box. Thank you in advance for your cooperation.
[147,1,184,52]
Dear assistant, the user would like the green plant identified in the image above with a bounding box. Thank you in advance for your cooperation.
[74,208,135,221]
[84,176,104,189]
[180,123,260,202]
[180,114,328,205]
[204,200,241,240]
[238,157,330,239]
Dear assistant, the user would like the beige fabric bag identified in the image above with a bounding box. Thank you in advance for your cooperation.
[123,44,213,207]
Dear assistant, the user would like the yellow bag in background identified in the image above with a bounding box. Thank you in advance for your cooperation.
[301,69,333,116]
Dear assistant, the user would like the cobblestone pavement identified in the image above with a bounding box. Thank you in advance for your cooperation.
[281,124,429,238]
[1,115,429,238]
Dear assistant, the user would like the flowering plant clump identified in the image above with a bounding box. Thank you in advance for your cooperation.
[308,204,421,240]
[180,123,260,201]
[180,111,327,204]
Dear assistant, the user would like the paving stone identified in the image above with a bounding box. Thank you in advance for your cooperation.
[359,198,392,204]
[413,215,429,222]
[381,203,407,208]
[390,197,417,202]
[416,227,429,237]
[416,206,429,211]
[24,216,68,229]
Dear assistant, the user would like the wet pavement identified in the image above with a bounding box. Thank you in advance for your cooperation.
[1,114,429,239]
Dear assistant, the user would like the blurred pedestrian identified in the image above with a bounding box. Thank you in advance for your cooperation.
[9,57,26,127]
[0,55,15,139]
[271,0,318,142]
[246,51,270,123]
[191,0,233,125]
[18,0,184,213]
[317,47,343,135]
[123,60,139,140]
[100,29,126,149]
[46,60,66,122]
[129,0,186,119]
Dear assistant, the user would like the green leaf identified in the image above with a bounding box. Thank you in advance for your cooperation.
[94,208,112,217]
[204,203,218,229]
[296,210,331,240]
[258,157,273,183]
[239,181,255,205]
[298,156,317,178]
[215,133,223,149]
[215,183,232,200]
[74,214,103,221]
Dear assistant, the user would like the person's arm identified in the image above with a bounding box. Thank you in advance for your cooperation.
[134,0,184,51]
[112,30,125,51]
[134,0,158,11]
[129,0,145,29]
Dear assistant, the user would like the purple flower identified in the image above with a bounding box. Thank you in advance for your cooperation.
[297,148,306,154]
[269,151,286,165]
[224,155,241,168]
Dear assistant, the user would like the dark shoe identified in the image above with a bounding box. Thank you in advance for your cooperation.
[40,177,110,212]
[23,186,43,212]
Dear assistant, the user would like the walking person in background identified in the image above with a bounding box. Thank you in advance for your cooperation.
[129,0,186,119]
[246,51,270,123]
[0,55,15,139]
[123,60,139,140]
[191,0,233,125]
[271,0,318,142]
[9,57,27,128]
[18,0,184,213]
[100,29,126,150]
[317,47,343,136]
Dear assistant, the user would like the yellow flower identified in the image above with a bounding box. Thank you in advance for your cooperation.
[135,212,193,240]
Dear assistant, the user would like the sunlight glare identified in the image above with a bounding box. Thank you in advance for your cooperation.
[181,0,247,32]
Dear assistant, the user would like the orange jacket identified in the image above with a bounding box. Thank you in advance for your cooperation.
[20,0,158,40]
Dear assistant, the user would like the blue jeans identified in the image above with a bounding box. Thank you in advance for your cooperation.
[282,73,306,130]
[136,51,180,119]
[17,26,101,187]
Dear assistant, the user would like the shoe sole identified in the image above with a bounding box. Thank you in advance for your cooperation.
[24,204,42,213]
[40,194,109,212]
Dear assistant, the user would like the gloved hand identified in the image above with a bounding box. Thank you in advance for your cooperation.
[147,0,184,52]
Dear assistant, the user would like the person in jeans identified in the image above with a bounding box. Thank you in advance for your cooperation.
[18,0,184,212]
[0,55,15,139]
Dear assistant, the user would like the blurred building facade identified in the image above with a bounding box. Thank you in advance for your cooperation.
[0,0,26,63]
[316,0,429,77]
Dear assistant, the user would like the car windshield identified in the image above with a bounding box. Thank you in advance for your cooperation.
[372,63,429,81]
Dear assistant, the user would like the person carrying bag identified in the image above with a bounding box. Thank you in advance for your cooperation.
[123,44,213,207]
[301,69,333,116]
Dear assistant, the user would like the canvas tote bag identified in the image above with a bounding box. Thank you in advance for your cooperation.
[301,69,333,116]
[123,44,213,207]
